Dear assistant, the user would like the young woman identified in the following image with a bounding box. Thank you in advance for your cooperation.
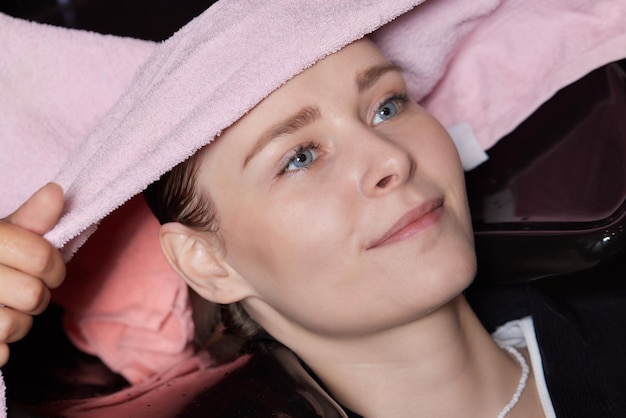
[141,38,548,418]
[2,1,625,417]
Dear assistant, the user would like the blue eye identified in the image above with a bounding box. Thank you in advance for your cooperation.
[373,102,398,125]
[372,94,409,126]
[283,143,320,173]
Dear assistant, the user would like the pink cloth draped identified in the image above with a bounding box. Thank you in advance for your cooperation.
[1,0,625,415]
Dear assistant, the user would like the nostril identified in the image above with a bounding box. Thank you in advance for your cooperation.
[376,175,394,188]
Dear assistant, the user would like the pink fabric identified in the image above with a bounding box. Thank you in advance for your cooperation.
[0,13,155,217]
[0,370,5,418]
[42,0,424,257]
[0,12,199,387]
[421,0,626,150]
[53,196,196,383]
[1,0,625,413]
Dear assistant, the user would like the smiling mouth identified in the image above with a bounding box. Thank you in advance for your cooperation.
[367,198,444,250]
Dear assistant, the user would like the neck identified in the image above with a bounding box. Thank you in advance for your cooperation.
[289,296,530,418]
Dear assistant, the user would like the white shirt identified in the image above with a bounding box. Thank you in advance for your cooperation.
[492,316,557,418]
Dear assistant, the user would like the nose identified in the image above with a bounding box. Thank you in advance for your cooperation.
[354,128,414,196]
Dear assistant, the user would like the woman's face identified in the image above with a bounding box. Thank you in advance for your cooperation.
[197,39,476,341]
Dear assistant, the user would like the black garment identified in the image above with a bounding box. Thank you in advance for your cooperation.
[466,283,626,418]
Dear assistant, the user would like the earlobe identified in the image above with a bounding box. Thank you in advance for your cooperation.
[159,222,251,304]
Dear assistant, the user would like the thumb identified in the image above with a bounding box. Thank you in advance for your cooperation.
[4,183,65,235]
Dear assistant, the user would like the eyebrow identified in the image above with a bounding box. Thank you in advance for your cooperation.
[242,63,404,169]
[243,106,321,168]
[357,63,404,92]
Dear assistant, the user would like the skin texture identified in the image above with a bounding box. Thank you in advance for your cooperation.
[0,183,66,366]
[160,40,548,417]
[166,39,477,337]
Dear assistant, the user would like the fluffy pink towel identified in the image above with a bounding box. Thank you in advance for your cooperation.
[1,0,625,413]
[43,0,425,257]
[421,0,626,150]
[10,0,625,255]
[0,11,200,388]
[0,370,5,418]
[0,13,154,217]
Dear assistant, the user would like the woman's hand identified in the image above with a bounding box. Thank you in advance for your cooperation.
[0,183,65,366]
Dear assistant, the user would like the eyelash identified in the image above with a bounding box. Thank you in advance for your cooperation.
[275,93,409,177]
[372,93,410,125]
[278,141,321,176]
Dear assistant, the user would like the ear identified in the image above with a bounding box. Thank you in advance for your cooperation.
[159,222,253,304]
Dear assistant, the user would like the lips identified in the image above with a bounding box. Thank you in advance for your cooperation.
[367,198,444,250]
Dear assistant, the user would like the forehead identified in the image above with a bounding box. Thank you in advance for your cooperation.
[267,38,389,99]
[227,39,390,128]
[199,39,392,170]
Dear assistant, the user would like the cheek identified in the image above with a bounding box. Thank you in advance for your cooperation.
[411,121,471,230]
[218,186,355,291]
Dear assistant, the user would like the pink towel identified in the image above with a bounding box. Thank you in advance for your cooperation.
[0,370,5,418]
[0,13,155,217]
[1,0,625,414]
[0,11,201,388]
[43,0,425,257]
[52,196,196,383]
[421,0,626,150]
[8,0,624,254]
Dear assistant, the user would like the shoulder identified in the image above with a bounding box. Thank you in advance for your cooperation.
[468,281,626,417]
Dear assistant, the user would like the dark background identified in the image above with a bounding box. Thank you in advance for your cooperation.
[0,0,218,40]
